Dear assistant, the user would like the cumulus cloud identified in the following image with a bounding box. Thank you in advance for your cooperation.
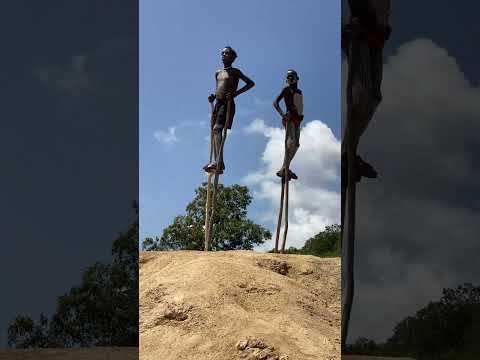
[37,54,91,95]
[154,126,179,145]
[243,119,341,249]
[348,38,480,342]
[154,120,210,147]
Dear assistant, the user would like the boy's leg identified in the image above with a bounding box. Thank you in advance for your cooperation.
[277,121,299,179]
[286,121,299,165]
[212,102,227,170]
[213,124,225,170]
[204,103,226,172]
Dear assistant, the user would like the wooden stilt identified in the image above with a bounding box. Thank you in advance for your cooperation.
[280,175,290,253]
[205,100,231,250]
[204,172,213,251]
[274,178,285,253]
[342,20,358,348]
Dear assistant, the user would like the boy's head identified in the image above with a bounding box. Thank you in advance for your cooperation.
[221,46,237,66]
[286,69,299,85]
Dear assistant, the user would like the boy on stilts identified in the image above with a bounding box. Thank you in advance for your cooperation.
[273,69,304,181]
[341,0,392,349]
[203,46,254,251]
[273,69,303,253]
[204,46,255,173]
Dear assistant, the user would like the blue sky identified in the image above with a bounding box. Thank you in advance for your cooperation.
[140,0,341,247]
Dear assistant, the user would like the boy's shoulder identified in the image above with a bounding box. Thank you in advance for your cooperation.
[230,67,243,76]
[282,86,303,95]
[215,67,243,76]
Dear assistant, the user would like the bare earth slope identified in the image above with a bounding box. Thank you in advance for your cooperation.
[140,250,340,360]
[343,357,415,360]
[0,347,138,360]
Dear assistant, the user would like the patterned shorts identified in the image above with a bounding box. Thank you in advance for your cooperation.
[213,100,236,130]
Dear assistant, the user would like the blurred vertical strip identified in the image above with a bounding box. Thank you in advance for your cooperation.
[0,0,138,354]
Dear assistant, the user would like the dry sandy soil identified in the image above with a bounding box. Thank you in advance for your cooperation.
[140,250,340,360]
[0,347,138,360]
[342,357,415,360]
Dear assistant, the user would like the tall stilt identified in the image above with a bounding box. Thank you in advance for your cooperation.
[204,172,213,251]
[341,2,391,349]
[280,173,290,253]
[341,30,357,348]
[205,100,231,250]
[342,146,357,347]
[208,102,215,164]
[274,179,285,253]
[275,124,293,254]
[274,129,289,253]
[204,102,215,251]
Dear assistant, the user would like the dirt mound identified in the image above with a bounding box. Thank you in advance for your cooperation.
[0,347,137,360]
[343,357,415,360]
[140,250,340,360]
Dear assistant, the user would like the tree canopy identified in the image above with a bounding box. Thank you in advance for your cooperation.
[345,283,480,360]
[142,183,271,251]
[7,203,139,348]
[271,224,341,257]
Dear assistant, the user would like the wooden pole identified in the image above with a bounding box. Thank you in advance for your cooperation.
[206,100,231,248]
[274,179,285,253]
[274,128,289,253]
[280,175,290,253]
[204,102,216,251]
[341,19,358,348]
[204,172,213,251]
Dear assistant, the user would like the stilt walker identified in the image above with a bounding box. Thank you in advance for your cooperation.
[203,46,255,251]
[274,131,288,253]
[273,70,303,253]
[206,101,231,250]
[204,102,215,251]
[341,0,391,348]
[280,163,290,253]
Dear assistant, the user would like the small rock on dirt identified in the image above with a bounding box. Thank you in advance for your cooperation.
[237,340,249,350]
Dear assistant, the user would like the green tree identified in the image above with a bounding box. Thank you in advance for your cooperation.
[302,224,341,257]
[344,337,382,356]
[385,283,480,359]
[7,314,50,348]
[143,183,271,251]
[270,224,341,257]
[347,283,480,359]
[7,203,139,348]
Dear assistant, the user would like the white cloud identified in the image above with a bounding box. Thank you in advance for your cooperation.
[154,126,179,145]
[37,54,91,95]
[243,119,341,249]
[154,120,210,147]
[244,118,271,135]
[348,38,480,342]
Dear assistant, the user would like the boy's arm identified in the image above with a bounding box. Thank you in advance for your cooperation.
[273,89,286,118]
[208,71,219,103]
[232,71,255,98]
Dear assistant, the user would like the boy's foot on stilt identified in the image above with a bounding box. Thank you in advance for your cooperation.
[203,162,215,172]
[203,162,225,174]
[276,169,298,180]
[341,153,378,183]
[356,155,377,178]
[354,155,377,182]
